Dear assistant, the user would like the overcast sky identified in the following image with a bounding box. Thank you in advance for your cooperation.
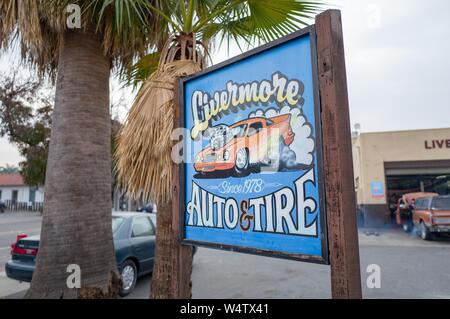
[1,0,450,166]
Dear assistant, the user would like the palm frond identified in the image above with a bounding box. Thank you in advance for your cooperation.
[86,0,168,70]
[0,0,169,76]
[123,0,326,85]
[119,51,160,90]
[195,0,325,44]
[115,59,202,205]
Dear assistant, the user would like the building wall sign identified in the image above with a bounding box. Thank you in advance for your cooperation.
[425,139,450,150]
[370,181,385,199]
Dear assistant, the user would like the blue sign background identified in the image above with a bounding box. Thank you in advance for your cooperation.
[181,30,327,262]
[370,181,385,198]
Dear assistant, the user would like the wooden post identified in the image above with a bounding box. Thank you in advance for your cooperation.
[316,10,363,299]
[151,77,193,299]
[170,158,193,298]
[171,78,193,298]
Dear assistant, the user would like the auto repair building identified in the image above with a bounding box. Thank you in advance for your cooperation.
[352,128,450,227]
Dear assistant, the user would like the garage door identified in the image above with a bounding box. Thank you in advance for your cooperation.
[385,160,450,221]
[385,160,450,176]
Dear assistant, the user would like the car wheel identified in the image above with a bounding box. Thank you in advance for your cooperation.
[233,148,249,177]
[420,221,432,241]
[119,260,137,297]
[402,222,412,233]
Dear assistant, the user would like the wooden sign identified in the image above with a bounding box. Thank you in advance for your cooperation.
[174,9,362,299]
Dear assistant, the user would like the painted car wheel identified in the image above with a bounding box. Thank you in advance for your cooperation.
[234,149,249,177]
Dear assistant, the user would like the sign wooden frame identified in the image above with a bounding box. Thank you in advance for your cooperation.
[172,9,362,299]
[178,25,328,264]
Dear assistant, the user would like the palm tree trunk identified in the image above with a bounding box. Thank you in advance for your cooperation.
[26,27,119,299]
[151,203,193,299]
[151,86,193,299]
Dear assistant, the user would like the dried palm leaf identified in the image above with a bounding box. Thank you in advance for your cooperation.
[115,34,207,205]
[0,0,165,79]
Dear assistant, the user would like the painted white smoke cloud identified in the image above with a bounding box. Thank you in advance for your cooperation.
[249,106,315,166]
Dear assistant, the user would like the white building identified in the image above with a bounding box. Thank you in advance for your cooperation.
[0,173,44,207]
[0,173,156,213]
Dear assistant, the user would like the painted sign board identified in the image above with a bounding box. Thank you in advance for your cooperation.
[179,27,328,264]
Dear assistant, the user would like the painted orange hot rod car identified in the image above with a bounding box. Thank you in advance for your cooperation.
[194,115,295,177]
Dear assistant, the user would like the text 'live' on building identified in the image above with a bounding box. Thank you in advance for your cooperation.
[352,127,450,227]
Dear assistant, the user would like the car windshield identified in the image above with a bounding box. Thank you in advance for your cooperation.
[433,197,450,210]
[112,216,124,233]
[230,124,247,138]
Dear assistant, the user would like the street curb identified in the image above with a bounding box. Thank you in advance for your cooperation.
[0,289,27,299]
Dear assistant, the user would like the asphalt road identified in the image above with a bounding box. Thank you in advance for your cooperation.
[130,241,450,299]
[1,212,450,299]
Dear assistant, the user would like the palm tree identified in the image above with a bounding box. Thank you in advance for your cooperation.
[115,0,325,298]
[0,0,165,298]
